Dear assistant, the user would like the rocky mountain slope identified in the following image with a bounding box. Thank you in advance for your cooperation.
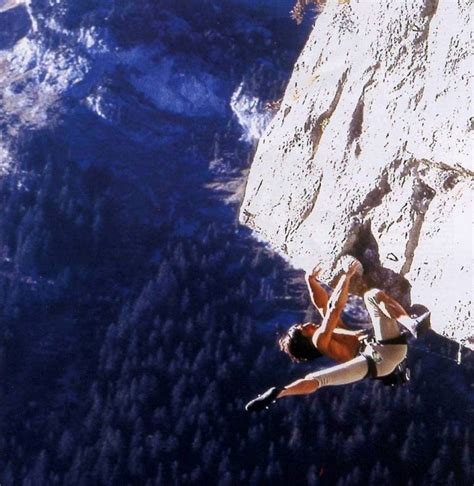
[240,0,473,347]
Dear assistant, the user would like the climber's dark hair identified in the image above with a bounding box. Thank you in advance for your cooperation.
[278,323,322,362]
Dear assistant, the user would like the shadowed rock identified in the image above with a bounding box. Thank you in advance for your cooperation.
[0,5,31,50]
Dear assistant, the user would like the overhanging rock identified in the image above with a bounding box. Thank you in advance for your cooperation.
[240,0,473,348]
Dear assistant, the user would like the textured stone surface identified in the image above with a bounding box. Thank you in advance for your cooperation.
[240,0,473,347]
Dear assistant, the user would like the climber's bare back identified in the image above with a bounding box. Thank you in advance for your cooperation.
[314,328,363,363]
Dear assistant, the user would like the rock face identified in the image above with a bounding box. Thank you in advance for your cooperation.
[240,0,473,347]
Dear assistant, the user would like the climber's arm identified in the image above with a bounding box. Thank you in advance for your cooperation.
[306,267,350,329]
[314,264,358,352]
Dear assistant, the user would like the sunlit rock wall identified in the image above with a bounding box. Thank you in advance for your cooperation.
[240,0,473,346]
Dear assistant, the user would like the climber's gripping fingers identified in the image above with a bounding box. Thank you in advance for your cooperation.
[309,264,323,279]
[340,256,363,277]
[347,261,361,277]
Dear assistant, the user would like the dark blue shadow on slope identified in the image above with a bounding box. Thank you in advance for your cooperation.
[0,6,31,50]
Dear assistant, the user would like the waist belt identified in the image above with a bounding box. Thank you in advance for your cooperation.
[359,334,407,347]
[377,335,407,345]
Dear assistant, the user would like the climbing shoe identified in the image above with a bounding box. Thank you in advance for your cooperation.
[245,387,282,412]
[412,311,431,338]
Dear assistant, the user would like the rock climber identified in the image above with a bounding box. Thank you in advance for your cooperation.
[245,257,431,412]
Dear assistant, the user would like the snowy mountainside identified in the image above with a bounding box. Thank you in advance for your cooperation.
[0,0,302,170]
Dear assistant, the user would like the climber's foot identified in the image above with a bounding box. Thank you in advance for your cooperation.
[412,311,431,338]
[245,387,281,413]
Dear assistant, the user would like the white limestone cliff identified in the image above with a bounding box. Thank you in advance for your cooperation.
[240,0,473,347]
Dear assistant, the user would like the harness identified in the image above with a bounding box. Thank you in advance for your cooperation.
[360,334,410,387]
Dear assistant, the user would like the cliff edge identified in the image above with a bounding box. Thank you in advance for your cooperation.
[240,0,473,347]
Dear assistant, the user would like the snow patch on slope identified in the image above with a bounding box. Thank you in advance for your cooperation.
[119,48,225,117]
[230,83,272,142]
[0,36,89,130]
[0,0,26,13]
[0,144,13,174]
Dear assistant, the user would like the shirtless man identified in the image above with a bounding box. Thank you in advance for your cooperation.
[245,258,430,412]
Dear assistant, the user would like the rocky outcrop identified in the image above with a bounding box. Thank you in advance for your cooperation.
[240,0,473,347]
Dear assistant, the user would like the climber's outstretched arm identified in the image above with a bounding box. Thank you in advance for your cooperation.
[306,267,350,329]
[314,262,359,352]
[306,267,329,318]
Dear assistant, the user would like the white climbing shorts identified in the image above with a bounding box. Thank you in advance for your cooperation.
[305,289,407,388]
